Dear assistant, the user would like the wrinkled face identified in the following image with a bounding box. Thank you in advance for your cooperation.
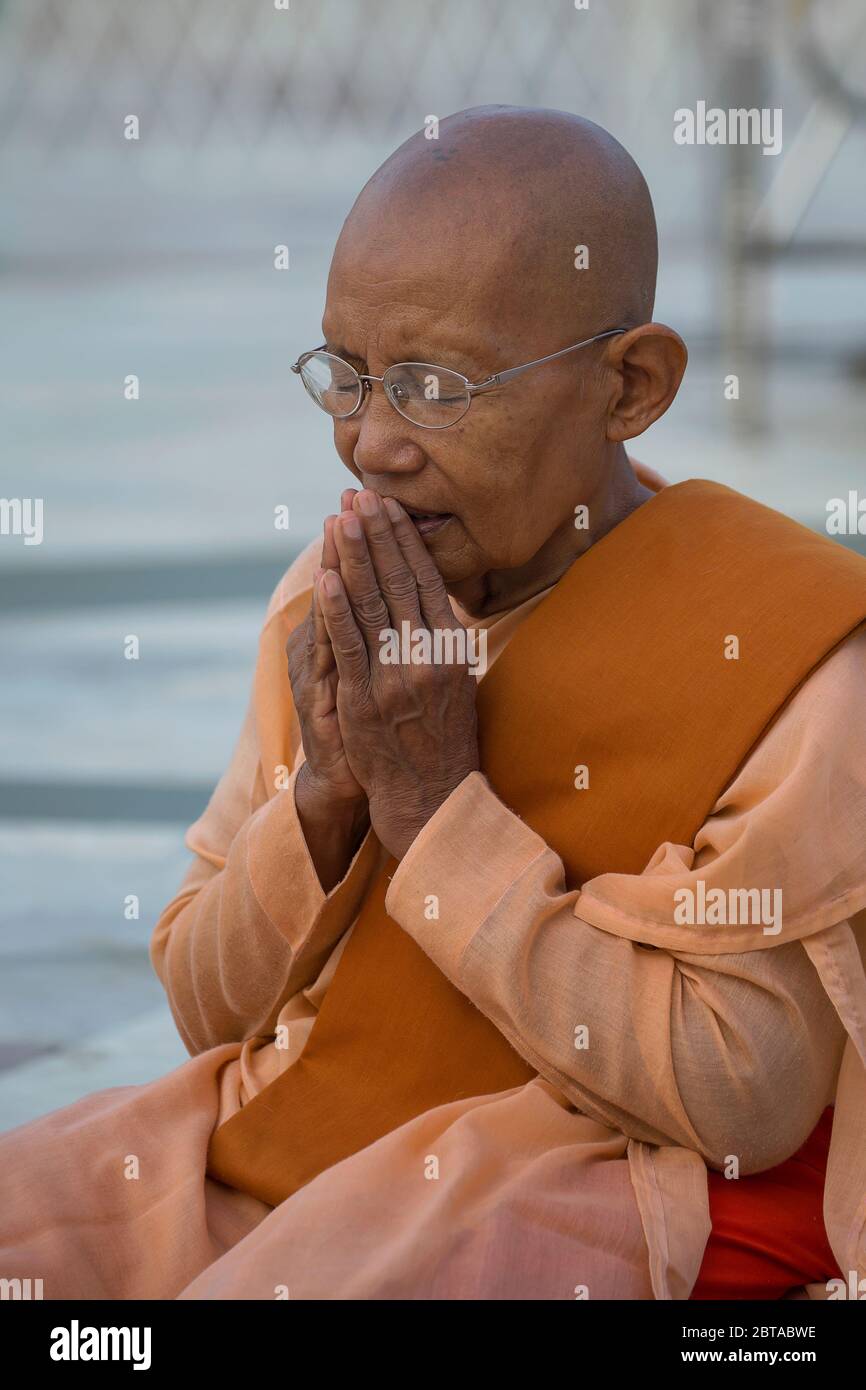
[320,221,612,586]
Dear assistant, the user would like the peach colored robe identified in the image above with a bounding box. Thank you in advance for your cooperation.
[2,478,865,1300]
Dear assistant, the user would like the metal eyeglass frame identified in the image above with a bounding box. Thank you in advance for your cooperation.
[291,327,626,430]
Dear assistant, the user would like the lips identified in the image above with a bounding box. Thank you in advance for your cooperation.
[400,504,454,537]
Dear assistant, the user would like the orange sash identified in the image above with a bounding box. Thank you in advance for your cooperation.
[207,480,866,1209]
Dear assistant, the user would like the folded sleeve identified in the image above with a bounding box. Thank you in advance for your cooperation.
[386,770,847,1173]
[150,541,378,1055]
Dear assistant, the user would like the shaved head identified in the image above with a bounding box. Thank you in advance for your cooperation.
[319,105,683,617]
[340,105,657,350]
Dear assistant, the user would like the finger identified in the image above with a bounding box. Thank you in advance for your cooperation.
[332,511,393,649]
[341,488,358,513]
[310,570,336,681]
[322,514,339,571]
[352,489,422,629]
[382,496,455,629]
[318,569,371,690]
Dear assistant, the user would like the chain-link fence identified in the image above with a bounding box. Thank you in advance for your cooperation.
[1,0,865,420]
[3,1,865,264]
[0,0,697,162]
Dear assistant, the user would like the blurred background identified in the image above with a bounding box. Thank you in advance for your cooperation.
[1,0,864,1131]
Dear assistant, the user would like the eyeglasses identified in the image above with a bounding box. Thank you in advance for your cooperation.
[291,328,626,430]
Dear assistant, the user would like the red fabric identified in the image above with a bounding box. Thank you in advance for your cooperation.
[691,1107,841,1299]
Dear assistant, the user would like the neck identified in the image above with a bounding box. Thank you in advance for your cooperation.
[450,448,654,620]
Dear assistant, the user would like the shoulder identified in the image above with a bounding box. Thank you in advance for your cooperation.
[760,621,866,765]
[715,623,866,811]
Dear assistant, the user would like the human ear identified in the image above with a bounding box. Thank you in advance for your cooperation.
[604,324,687,442]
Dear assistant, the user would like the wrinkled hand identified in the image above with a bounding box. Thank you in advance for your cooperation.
[317,490,480,860]
[285,489,366,817]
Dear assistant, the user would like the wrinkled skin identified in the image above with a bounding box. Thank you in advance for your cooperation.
[286,106,687,878]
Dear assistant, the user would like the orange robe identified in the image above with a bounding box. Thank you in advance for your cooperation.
[1,471,864,1300]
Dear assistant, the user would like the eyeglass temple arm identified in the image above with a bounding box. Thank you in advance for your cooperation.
[468,328,626,394]
[292,334,626,387]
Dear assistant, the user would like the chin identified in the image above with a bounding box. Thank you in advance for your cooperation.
[420,523,475,581]
[433,548,482,588]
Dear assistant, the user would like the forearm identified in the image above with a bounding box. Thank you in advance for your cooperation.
[387,773,845,1169]
[151,765,374,1053]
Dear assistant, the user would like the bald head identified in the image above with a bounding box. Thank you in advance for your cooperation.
[318,106,683,615]
[337,105,657,345]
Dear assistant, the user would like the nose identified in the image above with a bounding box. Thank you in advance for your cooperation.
[344,387,428,480]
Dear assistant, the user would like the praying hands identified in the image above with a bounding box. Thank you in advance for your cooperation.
[287,488,480,882]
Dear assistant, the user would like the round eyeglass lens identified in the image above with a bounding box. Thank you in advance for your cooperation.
[300,352,362,417]
[384,363,471,428]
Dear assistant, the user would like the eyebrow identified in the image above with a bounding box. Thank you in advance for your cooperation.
[323,341,364,366]
[324,341,357,358]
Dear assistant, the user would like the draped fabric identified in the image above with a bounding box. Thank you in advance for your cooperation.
[1,467,865,1299]
[208,480,866,1229]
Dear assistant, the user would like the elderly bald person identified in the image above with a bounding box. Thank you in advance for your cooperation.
[3,107,866,1303]
[290,105,668,882]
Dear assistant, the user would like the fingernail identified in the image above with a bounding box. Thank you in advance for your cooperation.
[357,490,378,516]
[383,497,401,521]
[341,514,362,538]
[321,569,341,596]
